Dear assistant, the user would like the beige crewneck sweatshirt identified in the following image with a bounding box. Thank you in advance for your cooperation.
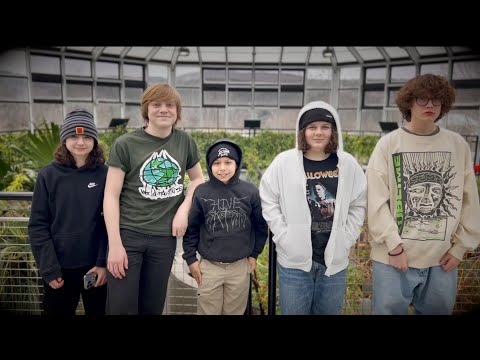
[367,127,480,268]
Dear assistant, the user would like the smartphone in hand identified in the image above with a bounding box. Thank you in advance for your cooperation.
[83,272,98,290]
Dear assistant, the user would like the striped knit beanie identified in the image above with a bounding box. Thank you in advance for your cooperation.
[60,110,99,143]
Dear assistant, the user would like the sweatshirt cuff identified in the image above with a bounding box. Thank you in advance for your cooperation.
[448,243,467,261]
[185,256,198,266]
[250,252,259,259]
[43,269,63,284]
[385,236,403,252]
[96,258,107,267]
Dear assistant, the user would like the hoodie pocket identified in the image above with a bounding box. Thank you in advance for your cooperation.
[276,224,309,264]
[330,229,349,266]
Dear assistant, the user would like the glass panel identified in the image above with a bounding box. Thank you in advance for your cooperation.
[254,69,278,85]
[203,90,225,106]
[254,90,278,106]
[127,47,153,59]
[278,109,299,129]
[388,88,400,107]
[335,47,356,63]
[124,64,143,81]
[254,47,281,63]
[391,65,415,83]
[227,47,253,63]
[354,47,383,61]
[31,55,60,75]
[365,67,386,83]
[179,107,202,129]
[95,61,119,79]
[32,103,63,126]
[360,109,383,132]
[32,81,62,101]
[148,64,168,84]
[0,77,28,101]
[97,84,120,102]
[455,88,480,105]
[254,108,278,129]
[444,110,480,137]
[125,104,143,128]
[66,82,92,101]
[416,47,446,56]
[386,109,403,124]
[0,49,27,76]
[175,66,201,86]
[305,89,330,104]
[225,108,251,129]
[229,69,252,84]
[125,87,143,103]
[384,47,409,59]
[337,110,357,131]
[177,87,201,107]
[96,103,122,129]
[280,91,303,107]
[199,47,226,62]
[65,58,91,77]
[420,63,448,77]
[203,69,226,83]
[453,61,480,80]
[340,67,360,88]
[338,89,358,108]
[280,70,304,85]
[364,90,384,107]
[306,68,332,88]
[228,90,252,106]
[281,47,309,63]
[202,107,226,128]
[0,103,30,131]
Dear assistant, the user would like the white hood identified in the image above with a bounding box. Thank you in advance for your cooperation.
[295,101,344,151]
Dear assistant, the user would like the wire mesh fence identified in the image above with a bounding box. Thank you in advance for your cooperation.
[1,199,479,315]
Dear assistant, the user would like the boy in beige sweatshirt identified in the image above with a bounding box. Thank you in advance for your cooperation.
[367,74,480,315]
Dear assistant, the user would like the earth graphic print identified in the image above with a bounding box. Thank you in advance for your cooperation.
[138,149,183,200]
[143,157,179,187]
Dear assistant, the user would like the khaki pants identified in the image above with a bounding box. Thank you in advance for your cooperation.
[197,258,250,315]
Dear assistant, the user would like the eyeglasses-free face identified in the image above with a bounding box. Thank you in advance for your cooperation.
[415,97,441,107]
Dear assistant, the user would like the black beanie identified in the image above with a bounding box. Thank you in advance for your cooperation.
[208,143,240,168]
[60,110,99,143]
[298,108,336,131]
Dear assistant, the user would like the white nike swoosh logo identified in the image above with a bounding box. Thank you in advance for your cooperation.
[88,183,98,188]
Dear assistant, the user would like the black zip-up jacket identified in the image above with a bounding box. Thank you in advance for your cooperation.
[183,139,268,265]
[28,161,108,283]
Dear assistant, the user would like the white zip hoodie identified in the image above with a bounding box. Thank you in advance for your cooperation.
[259,101,367,276]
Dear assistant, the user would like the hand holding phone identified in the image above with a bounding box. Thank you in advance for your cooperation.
[83,272,98,290]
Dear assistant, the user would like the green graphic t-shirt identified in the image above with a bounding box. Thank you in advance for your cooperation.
[108,127,201,235]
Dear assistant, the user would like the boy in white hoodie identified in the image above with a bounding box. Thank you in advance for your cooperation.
[259,101,367,315]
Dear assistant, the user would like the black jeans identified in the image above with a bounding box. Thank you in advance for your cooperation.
[42,266,107,316]
[106,229,176,315]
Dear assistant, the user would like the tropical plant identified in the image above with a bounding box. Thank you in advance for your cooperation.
[10,119,60,173]
[0,221,41,314]
[99,125,130,160]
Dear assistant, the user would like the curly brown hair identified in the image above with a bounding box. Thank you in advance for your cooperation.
[395,74,456,122]
[141,83,182,129]
[54,141,105,168]
[297,126,339,153]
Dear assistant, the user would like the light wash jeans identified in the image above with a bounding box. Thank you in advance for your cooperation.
[278,261,346,315]
[372,260,457,315]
